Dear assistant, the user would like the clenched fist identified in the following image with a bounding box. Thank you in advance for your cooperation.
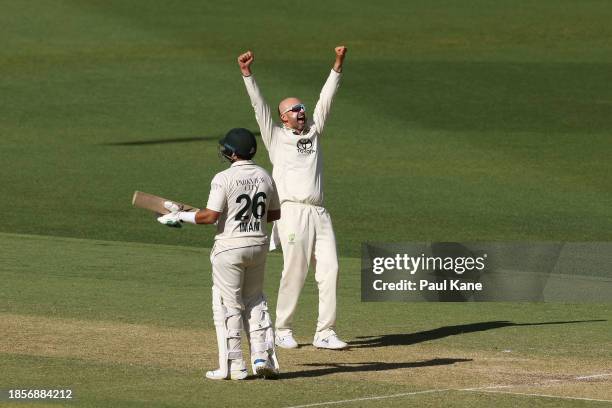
[333,45,347,73]
[238,51,254,76]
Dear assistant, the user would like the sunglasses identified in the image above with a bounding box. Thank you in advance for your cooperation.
[282,103,306,114]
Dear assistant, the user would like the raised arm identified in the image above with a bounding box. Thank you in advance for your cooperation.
[312,46,347,135]
[238,51,275,151]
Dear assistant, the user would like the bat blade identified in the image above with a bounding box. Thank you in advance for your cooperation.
[132,191,199,214]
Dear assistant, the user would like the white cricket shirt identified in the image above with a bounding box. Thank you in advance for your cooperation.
[206,160,280,253]
[242,70,341,207]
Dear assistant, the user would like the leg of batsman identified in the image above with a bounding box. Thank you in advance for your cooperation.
[207,251,248,380]
[209,286,247,380]
[244,295,279,375]
[274,204,315,335]
[242,246,279,378]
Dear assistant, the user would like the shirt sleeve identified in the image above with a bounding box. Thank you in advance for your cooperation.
[242,75,276,152]
[312,69,342,136]
[206,174,227,212]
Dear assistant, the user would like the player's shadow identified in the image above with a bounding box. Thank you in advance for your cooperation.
[349,319,606,348]
[281,358,472,379]
[101,131,260,146]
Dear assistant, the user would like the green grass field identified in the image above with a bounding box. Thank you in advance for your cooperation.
[1,0,611,406]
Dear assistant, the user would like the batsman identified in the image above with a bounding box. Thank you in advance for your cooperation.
[158,128,282,380]
[238,46,348,349]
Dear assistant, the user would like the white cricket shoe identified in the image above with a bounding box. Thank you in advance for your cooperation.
[313,331,348,350]
[205,361,248,380]
[275,332,298,349]
[254,358,279,379]
[205,368,248,380]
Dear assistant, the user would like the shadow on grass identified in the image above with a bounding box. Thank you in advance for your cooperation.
[101,131,260,146]
[281,358,472,379]
[349,320,607,348]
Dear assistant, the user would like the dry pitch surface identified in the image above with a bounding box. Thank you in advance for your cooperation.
[2,234,611,407]
[2,312,611,407]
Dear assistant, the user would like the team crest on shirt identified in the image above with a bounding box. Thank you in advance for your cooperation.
[296,138,315,155]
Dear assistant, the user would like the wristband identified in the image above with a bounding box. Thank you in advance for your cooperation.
[178,211,197,224]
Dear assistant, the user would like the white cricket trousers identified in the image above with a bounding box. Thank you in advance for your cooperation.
[210,244,272,365]
[275,202,339,337]
[211,244,267,310]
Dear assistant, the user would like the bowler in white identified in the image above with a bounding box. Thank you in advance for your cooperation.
[237,46,348,350]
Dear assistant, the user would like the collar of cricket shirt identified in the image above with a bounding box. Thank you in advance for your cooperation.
[231,160,254,167]
[283,124,310,135]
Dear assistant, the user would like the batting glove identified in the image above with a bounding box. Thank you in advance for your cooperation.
[157,201,183,228]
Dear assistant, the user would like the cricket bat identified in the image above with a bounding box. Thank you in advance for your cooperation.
[132,191,200,214]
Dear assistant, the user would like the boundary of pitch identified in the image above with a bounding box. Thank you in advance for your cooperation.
[0,231,359,260]
[283,373,612,408]
[0,231,216,254]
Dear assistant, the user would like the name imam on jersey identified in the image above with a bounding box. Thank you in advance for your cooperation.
[235,177,267,233]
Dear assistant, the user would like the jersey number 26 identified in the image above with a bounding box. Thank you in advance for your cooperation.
[235,192,267,220]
